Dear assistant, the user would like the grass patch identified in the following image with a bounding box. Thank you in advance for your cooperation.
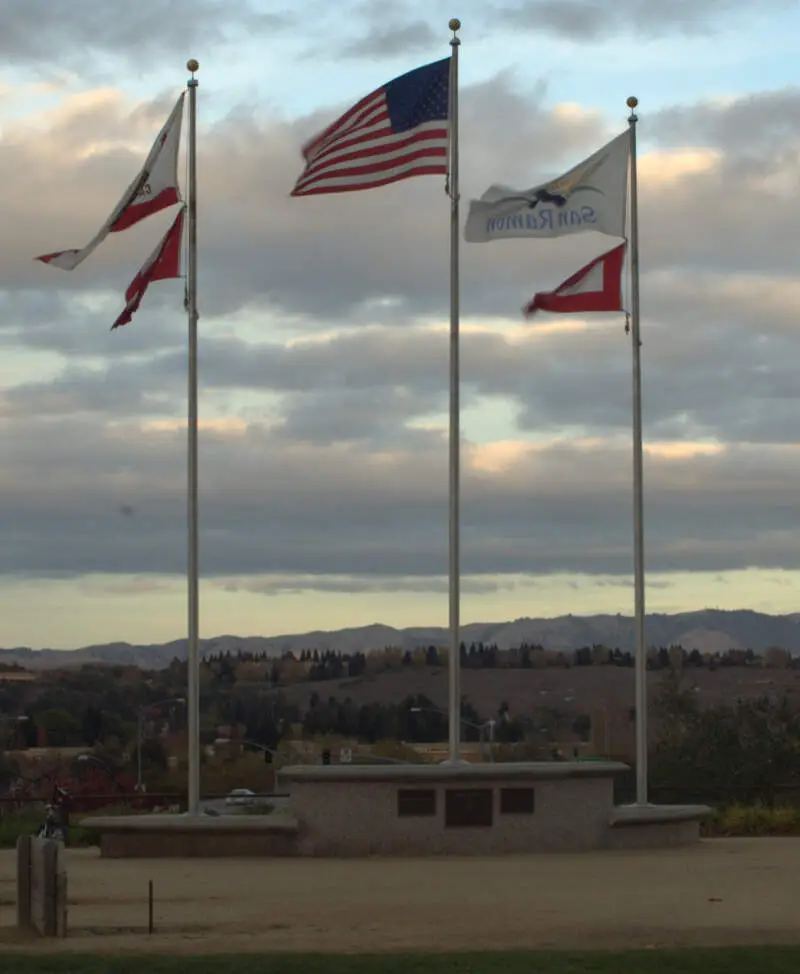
[702,804,800,837]
[0,805,134,849]
[1,948,800,974]
[0,813,93,849]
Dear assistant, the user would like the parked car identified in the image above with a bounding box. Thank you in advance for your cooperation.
[224,788,256,807]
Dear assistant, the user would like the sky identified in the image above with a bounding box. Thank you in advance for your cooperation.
[3,0,800,649]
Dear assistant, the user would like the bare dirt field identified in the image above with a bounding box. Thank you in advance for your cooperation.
[0,838,799,956]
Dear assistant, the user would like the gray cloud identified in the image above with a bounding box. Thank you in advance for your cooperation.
[2,412,800,579]
[651,87,800,153]
[317,0,444,60]
[0,289,186,364]
[218,574,514,595]
[11,76,800,346]
[340,21,440,59]
[4,70,800,589]
[273,387,444,447]
[492,0,795,41]
[8,73,608,327]
[0,1,292,72]
[316,0,789,59]
[9,272,800,448]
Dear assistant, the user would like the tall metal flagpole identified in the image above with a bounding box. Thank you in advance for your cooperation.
[186,59,200,816]
[447,19,462,764]
[627,95,648,806]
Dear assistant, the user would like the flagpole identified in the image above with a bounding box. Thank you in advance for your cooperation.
[447,18,462,764]
[186,59,200,817]
[627,95,648,806]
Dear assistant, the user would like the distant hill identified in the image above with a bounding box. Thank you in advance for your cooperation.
[3,609,800,669]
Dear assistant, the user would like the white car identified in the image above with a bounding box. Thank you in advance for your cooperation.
[224,788,256,807]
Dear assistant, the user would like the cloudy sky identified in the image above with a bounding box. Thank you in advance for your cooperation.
[2,0,800,649]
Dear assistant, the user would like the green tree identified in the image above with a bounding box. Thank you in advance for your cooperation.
[37,708,81,747]
[651,686,800,805]
[572,712,592,742]
[81,706,104,745]
[140,737,168,771]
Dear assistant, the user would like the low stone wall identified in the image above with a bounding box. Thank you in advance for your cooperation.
[279,761,630,857]
[80,813,299,858]
[80,766,710,858]
[607,804,710,849]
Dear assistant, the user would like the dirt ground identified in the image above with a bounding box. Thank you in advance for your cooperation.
[1,839,799,955]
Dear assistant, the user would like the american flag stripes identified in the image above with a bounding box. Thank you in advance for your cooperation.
[291,58,450,196]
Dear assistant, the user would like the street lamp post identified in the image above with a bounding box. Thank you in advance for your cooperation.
[486,718,496,759]
[409,707,496,761]
[137,697,186,793]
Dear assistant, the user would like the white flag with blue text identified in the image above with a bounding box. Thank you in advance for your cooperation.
[464,131,629,243]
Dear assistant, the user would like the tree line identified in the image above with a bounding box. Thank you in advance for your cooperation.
[202,641,800,684]
[2,650,800,808]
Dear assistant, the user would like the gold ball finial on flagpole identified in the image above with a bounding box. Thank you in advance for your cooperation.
[187,59,199,74]
[626,96,638,109]
[449,18,461,31]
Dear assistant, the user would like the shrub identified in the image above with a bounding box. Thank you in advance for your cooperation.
[0,803,134,848]
[702,804,800,837]
[651,686,800,806]
[0,813,96,848]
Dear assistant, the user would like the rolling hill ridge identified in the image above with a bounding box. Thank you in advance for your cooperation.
[3,609,800,669]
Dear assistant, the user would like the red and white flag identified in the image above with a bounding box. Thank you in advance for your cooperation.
[37,92,185,272]
[523,242,626,317]
[112,206,184,330]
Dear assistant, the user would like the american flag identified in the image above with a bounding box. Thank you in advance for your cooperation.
[291,58,450,196]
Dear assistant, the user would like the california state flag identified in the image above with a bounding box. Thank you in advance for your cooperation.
[523,242,626,317]
[37,93,185,271]
[112,205,185,329]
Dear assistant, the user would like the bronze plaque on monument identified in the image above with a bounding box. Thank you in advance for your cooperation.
[445,788,493,827]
